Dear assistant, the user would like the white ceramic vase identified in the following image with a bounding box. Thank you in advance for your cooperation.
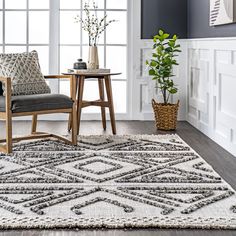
[88,46,99,69]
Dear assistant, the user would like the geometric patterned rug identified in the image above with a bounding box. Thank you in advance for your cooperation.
[0,134,235,229]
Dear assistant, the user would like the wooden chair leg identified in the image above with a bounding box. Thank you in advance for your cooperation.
[104,75,117,135]
[77,76,85,135]
[71,105,77,145]
[5,77,12,154]
[68,114,72,132]
[6,112,12,154]
[98,78,106,130]
[31,114,38,134]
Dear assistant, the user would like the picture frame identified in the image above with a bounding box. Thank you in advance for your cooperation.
[210,0,236,26]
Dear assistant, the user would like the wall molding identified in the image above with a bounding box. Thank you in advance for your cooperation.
[186,37,236,157]
[187,37,236,41]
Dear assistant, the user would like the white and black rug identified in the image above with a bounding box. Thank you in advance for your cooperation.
[0,134,235,229]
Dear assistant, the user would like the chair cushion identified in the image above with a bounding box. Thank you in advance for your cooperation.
[0,94,73,113]
[0,51,51,96]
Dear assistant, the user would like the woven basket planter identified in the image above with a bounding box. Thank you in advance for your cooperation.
[152,99,179,130]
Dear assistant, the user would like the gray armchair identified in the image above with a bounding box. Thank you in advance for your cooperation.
[0,75,77,154]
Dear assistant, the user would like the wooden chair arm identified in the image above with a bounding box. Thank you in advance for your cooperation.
[44,75,76,101]
[0,76,11,84]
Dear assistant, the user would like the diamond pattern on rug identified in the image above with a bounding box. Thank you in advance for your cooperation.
[74,158,123,175]
[0,134,235,229]
[13,139,84,151]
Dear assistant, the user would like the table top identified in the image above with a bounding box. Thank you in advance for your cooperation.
[63,72,121,77]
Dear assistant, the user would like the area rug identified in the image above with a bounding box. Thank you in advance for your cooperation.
[0,134,235,229]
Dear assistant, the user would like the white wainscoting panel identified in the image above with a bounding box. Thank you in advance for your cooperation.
[186,38,236,157]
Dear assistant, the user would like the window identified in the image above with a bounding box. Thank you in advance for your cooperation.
[0,0,128,115]
[0,0,50,74]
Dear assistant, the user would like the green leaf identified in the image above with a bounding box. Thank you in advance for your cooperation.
[168,41,175,47]
[149,69,156,76]
[173,34,177,40]
[168,88,178,94]
[163,33,170,39]
[155,35,162,41]
[150,60,158,67]
[159,29,164,35]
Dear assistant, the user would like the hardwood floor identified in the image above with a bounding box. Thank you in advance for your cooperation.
[0,120,235,236]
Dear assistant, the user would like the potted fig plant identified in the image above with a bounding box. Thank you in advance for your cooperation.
[146,29,181,130]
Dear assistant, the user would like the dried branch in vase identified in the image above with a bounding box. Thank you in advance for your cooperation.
[74,1,116,46]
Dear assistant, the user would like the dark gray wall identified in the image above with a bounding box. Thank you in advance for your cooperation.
[188,0,236,38]
[141,0,236,39]
[141,0,188,39]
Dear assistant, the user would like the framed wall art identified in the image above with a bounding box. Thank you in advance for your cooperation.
[210,0,236,26]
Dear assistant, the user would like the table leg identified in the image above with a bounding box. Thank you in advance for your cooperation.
[68,75,78,132]
[104,75,116,135]
[98,78,106,130]
[77,76,85,135]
